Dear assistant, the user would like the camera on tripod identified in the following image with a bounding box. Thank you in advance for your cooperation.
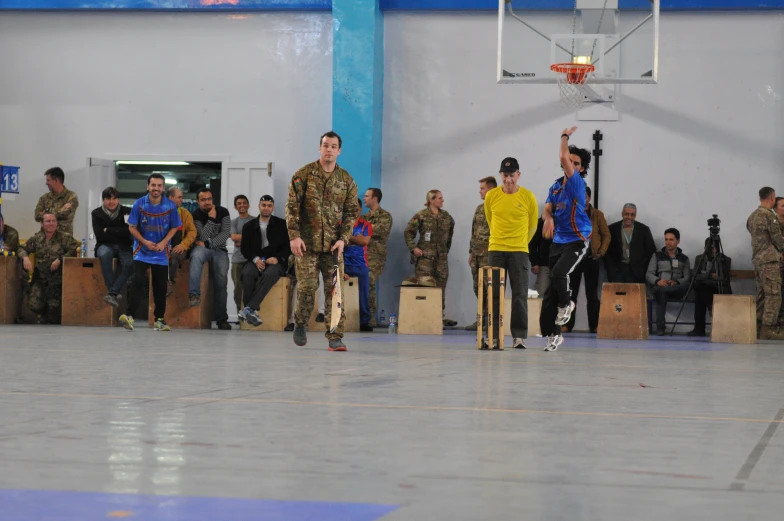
[707,214,721,236]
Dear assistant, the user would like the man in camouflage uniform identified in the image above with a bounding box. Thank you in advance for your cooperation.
[466,176,496,331]
[404,189,456,326]
[18,212,80,324]
[0,212,20,255]
[286,131,360,351]
[746,186,784,340]
[34,167,79,235]
[362,187,393,327]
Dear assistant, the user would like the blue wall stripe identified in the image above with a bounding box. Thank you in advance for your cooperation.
[1,0,782,9]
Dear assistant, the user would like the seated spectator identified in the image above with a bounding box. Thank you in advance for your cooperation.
[646,228,691,336]
[343,199,374,332]
[0,212,20,255]
[189,188,232,330]
[18,212,79,324]
[237,195,291,326]
[230,194,254,317]
[91,187,133,307]
[688,238,732,337]
[528,216,552,296]
[606,203,656,284]
[166,187,197,293]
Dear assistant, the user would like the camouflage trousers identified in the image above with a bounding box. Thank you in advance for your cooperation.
[294,251,345,339]
[29,267,63,324]
[414,253,449,312]
[367,254,386,326]
[470,249,489,297]
[755,264,781,328]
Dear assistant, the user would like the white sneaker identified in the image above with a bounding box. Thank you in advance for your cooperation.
[544,334,563,352]
[554,301,575,326]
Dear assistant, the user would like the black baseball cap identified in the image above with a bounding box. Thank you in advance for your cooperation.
[259,195,274,203]
[499,157,519,173]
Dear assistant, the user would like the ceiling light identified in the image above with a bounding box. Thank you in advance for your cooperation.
[165,179,178,185]
[116,161,190,166]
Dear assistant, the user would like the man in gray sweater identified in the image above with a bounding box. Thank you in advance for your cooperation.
[646,227,691,336]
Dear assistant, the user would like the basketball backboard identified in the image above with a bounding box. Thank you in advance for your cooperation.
[497,0,659,85]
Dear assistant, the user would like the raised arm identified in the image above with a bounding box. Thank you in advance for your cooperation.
[560,126,578,179]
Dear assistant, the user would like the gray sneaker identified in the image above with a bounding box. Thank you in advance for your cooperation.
[293,326,307,346]
[189,294,201,307]
[328,338,347,351]
[103,294,119,308]
[244,307,262,327]
[554,301,575,326]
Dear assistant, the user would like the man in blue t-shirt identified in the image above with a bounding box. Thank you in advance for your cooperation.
[119,173,182,332]
[343,199,374,332]
[540,127,593,352]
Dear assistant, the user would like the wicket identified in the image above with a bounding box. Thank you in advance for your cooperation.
[477,266,506,350]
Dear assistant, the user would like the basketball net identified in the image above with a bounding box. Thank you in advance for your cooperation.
[551,63,595,109]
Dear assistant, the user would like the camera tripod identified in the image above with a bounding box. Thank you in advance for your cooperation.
[670,231,729,335]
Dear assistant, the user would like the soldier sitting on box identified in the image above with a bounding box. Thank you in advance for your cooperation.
[646,228,691,336]
[91,187,133,308]
[0,212,20,255]
[18,212,79,324]
[237,195,291,326]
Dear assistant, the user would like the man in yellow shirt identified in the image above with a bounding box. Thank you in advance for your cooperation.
[483,157,539,349]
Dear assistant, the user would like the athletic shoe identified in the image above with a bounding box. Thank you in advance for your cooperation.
[284,322,295,332]
[103,294,119,308]
[465,321,478,331]
[443,318,458,327]
[359,324,374,332]
[513,338,526,349]
[217,321,232,330]
[554,301,575,326]
[480,337,489,350]
[544,334,563,352]
[188,294,201,307]
[154,318,170,331]
[328,338,347,351]
[315,313,325,323]
[119,314,134,331]
[293,326,307,346]
[244,308,262,327]
[686,329,706,337]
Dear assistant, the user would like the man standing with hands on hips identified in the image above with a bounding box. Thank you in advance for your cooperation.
[539,127,593,352]
[286,131,360,351]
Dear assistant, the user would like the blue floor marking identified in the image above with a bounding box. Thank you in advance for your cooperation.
[0,489,398,521]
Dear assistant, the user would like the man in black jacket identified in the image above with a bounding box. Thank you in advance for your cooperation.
[238,195,292,326]
[646,228,691,336]
[91,187,133,308]
[688,238,732,336]
[605,203,657,284]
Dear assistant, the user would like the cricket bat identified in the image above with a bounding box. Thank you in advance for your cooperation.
[329,249,343,333]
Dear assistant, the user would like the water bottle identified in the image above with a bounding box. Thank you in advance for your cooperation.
[379,309,386,327]
[80,238,87,258]
[388,313,397,335]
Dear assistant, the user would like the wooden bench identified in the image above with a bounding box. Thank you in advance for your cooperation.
[240,277,292,332]
[398,286,443,335]
[61,258,126,326]
[0,255,22,324]
[711,295,756,344]
[503,297,542,338]
[148,259,213,329]
[597,283,649,340]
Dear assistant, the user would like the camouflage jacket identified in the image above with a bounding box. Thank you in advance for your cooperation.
[746,206,784,266]
[363,207,393,260]
[469,202,490,255]
[35,186,79,235]
[286,161,360,253]
[1,224,20,254]
[19,230,80,269]
[404,208,454,257]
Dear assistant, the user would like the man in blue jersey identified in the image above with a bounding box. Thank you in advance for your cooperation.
[119,173,182,332]
[342,199,374,332]
[540,127,593,352]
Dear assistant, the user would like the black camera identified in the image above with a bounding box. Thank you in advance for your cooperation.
[707,214,721,235]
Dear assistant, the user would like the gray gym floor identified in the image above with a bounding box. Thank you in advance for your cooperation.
[1,325,783,520]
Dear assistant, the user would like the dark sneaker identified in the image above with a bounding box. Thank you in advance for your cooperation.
[656,327,666,337]
[293,326,307,346]
[315,313,325,323]
[217,321,232,330]
[686,329,706,337]
[554,301,575,326]
[119,314,135,331]
[359,324,374,332]
[103,294,119,308]
[154,318,170,332]
[443,318,458,327]
[189,294,201,307]
[513,338,526,349]
[245,309,262,327]
[284,322,295,332]
[328,338,347,351]
[465,321,478,331]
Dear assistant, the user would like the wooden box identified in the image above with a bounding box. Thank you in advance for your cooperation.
[240,277,292,332]
[149,259,213,329]
[597,283,649,340]
[0,255,22,324]
[711,295,757,344]
[503,297,542,338]
[62,258,126,326]
[398,286,443,335]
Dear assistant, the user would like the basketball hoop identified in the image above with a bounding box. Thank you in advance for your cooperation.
[551,63,595,109]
